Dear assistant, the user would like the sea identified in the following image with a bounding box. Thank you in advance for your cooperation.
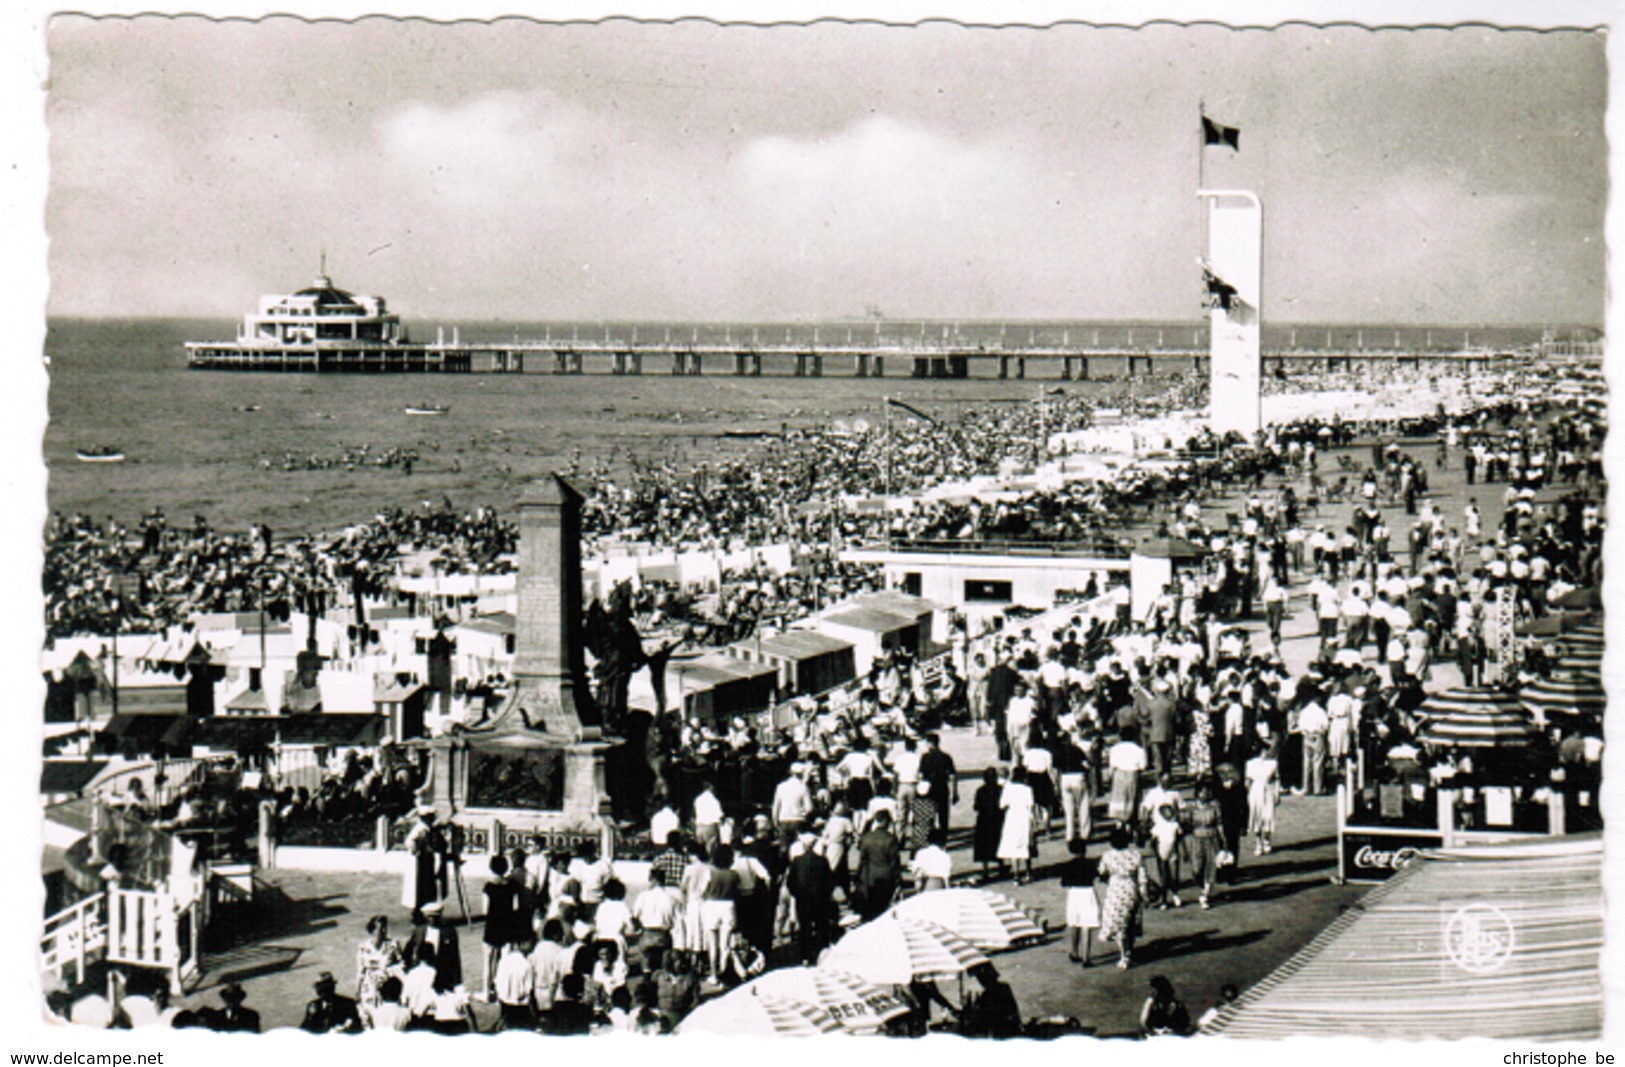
[43,317,1577,538]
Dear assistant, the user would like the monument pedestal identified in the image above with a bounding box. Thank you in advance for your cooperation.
[419,475,622,858]
[427,732,619,856]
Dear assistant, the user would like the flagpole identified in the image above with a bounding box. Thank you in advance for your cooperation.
[1199,101,1209,287]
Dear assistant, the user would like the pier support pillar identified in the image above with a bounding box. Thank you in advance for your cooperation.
[874,355,884,378]
[949,355,969,378]
[998,356,1009,380]
[855,354,870,377]
[912,356,928,379]
[810,354,822,377]
[630,352,642,375]
[1015,357,1025,380]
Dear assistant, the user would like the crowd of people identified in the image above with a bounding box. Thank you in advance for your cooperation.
[47,359,1609,1037]
[259,444,423,473]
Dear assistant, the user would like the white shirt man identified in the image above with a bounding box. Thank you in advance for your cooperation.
[771,769,812,832]
[649,803,680,847]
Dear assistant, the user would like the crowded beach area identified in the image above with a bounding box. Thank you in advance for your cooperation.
[38,356,1608,1039]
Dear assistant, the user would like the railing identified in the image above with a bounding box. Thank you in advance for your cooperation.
[40,877,198,993]
[40,895,105,987]
[88,756,230,810]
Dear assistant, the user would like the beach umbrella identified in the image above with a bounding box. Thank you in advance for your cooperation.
[675,988,845,1038]
[890,888,1045,951]
[1555,645,1604,670]
[1554,654,1603,683]
[1519,672,1607,727]
[739,967,911,1033]
[1417,686,1538,748]
[823,915,990,985]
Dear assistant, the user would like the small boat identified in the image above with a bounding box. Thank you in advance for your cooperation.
[76,446,125,463]
[404,404,449,416]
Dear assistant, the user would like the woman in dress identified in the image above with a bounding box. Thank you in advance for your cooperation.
[1187,690,1215,782]
[1184,781,1223,910]
[1097,825,1146,970]
[997,768,1036,884]
[355,914,404,1018]
[972,767,1005,884]
[1246,738,1281,855]
[1106,727,1147,824]
[1059,838,1100,966]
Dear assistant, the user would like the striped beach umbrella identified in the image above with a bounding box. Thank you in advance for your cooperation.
[1418,686,1538,748]
[676,988,846,1037]
[1519,672,1607,727]
[1558,619,1605,649]
[740,967,911,1033]
[890,888,1045,952]
[824,915,990,985]
[1555,647,1604,673]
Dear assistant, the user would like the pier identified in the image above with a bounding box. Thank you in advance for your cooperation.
[188,334,1596,378]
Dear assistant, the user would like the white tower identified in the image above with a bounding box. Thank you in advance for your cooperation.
[1199,189,1263,438]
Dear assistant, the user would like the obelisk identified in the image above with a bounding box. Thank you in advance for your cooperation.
[511,474,601,737]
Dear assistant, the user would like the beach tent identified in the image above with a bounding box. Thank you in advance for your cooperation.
[726,630,856,699]
[1203,834,1603,1040]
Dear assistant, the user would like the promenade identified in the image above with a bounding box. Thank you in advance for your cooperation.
[167,427,1537,1036]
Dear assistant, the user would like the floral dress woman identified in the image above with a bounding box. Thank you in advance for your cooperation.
[1097,832,1146,969]
[355,918,404,1013]
[1188,704,1214,781]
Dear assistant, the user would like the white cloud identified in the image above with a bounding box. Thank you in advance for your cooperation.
[378,91,579,211]
[735,115,1012,233]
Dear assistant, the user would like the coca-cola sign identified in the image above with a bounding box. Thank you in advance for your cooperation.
[1352,844,1420,871]
[1341,831,1443,883]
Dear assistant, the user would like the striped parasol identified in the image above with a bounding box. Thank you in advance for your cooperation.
[824,915,991,985]
[1418,686,1538,748]
[675,988,846,1037]
[890,888,1045,951]
[1519,671,1607,727]
[1554,646,1604,674]
[740,967,912,1033]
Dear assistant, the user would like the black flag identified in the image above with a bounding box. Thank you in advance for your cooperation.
[1202,115,1240,151]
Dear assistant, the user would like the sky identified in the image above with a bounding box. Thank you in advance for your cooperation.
[42,18,1609,327]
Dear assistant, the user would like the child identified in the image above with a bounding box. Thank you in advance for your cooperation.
[1059,839,1100,966]
[1148,803,1183,909]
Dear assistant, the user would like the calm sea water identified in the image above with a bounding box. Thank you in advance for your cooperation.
[44,316,1569,537]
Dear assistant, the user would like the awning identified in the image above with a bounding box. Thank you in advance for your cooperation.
[1204,834,1603,1040]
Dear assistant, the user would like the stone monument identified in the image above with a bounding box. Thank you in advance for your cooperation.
[425,475,618,851]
